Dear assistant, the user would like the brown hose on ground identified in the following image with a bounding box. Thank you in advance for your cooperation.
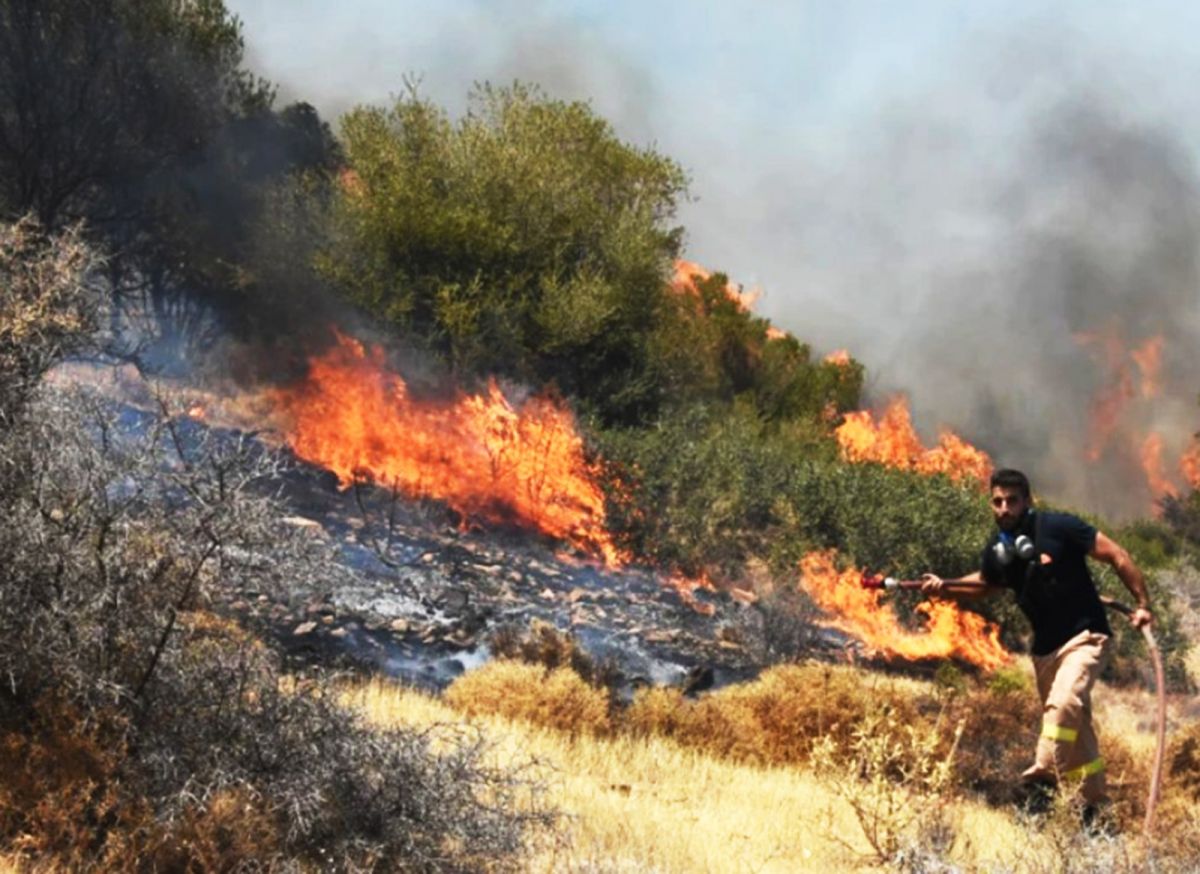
[1101,596,1166,839]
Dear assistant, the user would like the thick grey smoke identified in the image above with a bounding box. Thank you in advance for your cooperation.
[230,3,1200,518]
[755,33,1200,518]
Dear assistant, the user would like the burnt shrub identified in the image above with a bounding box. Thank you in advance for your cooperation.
[0,218,101,426]
[0,220,549,870]
[0,389,550,870]
[486,619,622,694]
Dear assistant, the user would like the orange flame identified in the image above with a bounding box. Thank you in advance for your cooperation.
[1076,327,1164,462]
[1131,336,1165,399]
[1182,438,1200,490]
[835,396,991,484]
[268,332,627,566]
[798,551,1008,671]
[824,349,852,366]
[671,259,762,313]
[1139,433,1177,501]
[663,570,717,616]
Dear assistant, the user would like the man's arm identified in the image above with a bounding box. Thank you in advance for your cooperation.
[919,570,1001,599]
[1091,531,1153,628]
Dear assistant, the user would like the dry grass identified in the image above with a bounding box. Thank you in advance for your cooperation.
[444,660,613,736]
[347,677,1096,873]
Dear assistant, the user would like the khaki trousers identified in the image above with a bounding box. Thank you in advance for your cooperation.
[1020,629,1112,804]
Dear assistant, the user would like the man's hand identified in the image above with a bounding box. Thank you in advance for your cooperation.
[919,573,944,594]
[1130,606,1153,630]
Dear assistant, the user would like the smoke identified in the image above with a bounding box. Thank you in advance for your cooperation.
[752,29,1200,518]
[229,2,1200,518]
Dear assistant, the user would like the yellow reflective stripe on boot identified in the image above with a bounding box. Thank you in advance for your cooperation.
[1064,757,1105,780]
[1041,722,1078,743]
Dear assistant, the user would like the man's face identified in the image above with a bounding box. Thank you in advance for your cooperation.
[990,486,1028,532]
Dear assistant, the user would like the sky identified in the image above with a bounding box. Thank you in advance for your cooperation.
[228,0,1200,516]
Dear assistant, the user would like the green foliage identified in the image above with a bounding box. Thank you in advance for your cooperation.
[1091,561,1192,690]
[597,402,990,583]
[321,82,687,423]
[650,269,863,421]
[1116,518,1182,571]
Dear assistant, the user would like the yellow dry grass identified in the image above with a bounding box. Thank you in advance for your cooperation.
[346,678,1063,873]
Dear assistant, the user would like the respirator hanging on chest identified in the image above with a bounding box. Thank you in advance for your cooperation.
[993,530,1036,566]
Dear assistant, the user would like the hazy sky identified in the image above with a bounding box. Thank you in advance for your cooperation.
[228,0,1200,515]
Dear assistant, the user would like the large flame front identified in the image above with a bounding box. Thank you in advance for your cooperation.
[835,396,992,485]
[799,551,1008,671]
[268,332,627,566]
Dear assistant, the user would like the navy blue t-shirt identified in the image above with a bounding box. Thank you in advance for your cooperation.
[980,511,1112,655]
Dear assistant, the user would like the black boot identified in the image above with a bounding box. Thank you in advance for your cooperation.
[1014,778,1057,816]
[1081,801,1116,837]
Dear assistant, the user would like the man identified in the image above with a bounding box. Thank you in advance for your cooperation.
[921,468,1152,812]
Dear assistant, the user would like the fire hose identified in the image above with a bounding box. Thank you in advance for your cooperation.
[861,572,1166,837]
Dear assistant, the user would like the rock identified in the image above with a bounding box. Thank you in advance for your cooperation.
[292,621,318,636]
[282,515,324,534]
[538,588,556,600]
[436,589,470,613]
[305,602,335,617]
[567,587,591,604]
[643,629,680,644]
[329,627,348,639]
[389,618,410,634]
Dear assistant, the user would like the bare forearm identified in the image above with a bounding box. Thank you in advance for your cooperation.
[1113,553,1150,609]
[919,570,997,598]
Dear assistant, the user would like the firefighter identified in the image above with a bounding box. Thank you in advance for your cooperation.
[920,468,1153,816]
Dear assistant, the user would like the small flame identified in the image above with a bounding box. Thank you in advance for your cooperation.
[824,349,852,366]
[663,570,717,616]
[671,259,761,313]
[799,551,1008,671]
[1075,326,1164,462]
[1131,336,1165,399]
[1139,433,1177,501]
[268,332,628,566]
[835,396,991,484]
[1181,438,1200,490]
